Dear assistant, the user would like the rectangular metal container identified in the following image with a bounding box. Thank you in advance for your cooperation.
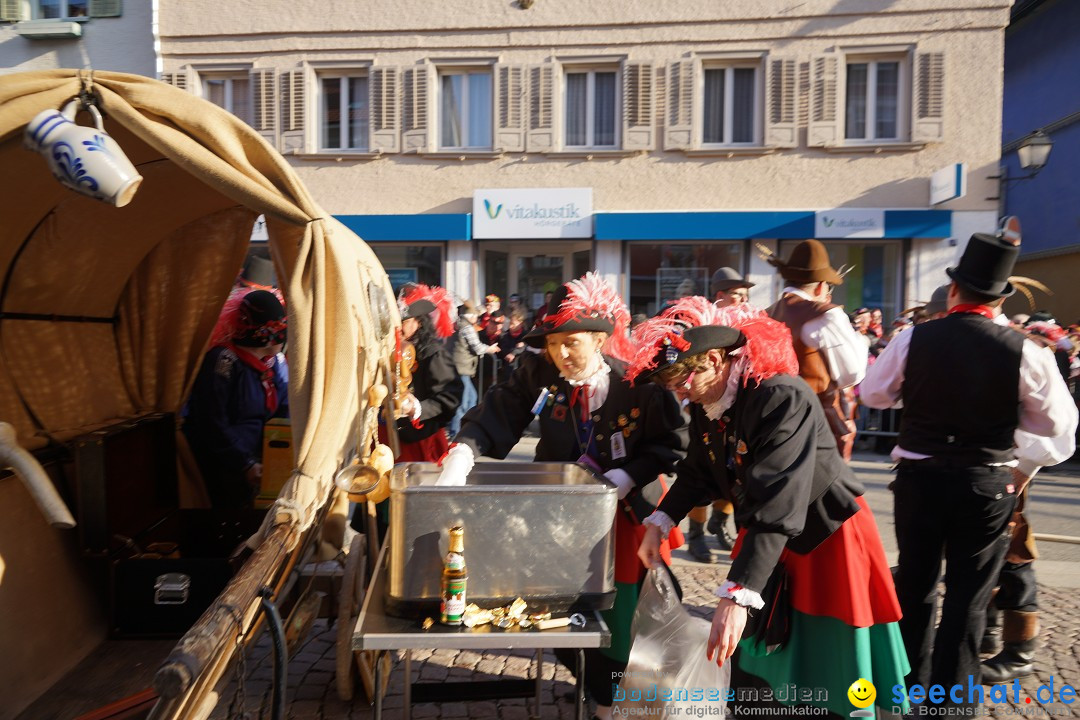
[385,462,617,618]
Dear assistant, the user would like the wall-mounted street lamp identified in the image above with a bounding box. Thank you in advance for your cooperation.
[989,129,1054,217]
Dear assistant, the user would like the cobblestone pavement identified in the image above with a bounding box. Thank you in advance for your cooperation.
[210,451,1080,719]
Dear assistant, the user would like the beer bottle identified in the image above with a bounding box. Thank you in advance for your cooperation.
[440,525,467,626]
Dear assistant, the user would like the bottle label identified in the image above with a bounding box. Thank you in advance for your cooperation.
[445,552,465,571]
[441,577,467,624]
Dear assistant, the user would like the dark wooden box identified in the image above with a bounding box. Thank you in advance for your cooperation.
[73,413,178,556]
[110,509,261,637]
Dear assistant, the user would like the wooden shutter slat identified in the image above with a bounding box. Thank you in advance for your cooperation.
[622,61,655,151]
[808,54,839,147]
[371,66,401,154]
[765,57,798,148]
[88,0,121,17]
[495,64,525,152]
[663,60,693,151]
[526,63,554,153]
[912,51,945,143]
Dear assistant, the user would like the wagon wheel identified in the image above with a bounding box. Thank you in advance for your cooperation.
[335,532,368,701]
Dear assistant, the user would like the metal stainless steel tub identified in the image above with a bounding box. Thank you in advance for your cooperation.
[385,462,617,617]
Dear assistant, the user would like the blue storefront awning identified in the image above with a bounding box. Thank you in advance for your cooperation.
[336,213,471,242]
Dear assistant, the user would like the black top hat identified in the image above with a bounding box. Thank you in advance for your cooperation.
[946,233,1019,298]
[710,267,755,295]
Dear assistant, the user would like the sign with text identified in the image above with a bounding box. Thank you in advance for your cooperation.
[473,187,593,239]
[930,163,967,205]
[815,209,885,239]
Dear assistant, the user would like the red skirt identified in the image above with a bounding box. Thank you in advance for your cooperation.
[377,426,449,463]
[732,496,901,627]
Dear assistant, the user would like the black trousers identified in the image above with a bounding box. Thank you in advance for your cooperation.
[996,560,1038,611]
[893,463,1016,697]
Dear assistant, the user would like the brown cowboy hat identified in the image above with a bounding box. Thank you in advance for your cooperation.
[767,239,844,285]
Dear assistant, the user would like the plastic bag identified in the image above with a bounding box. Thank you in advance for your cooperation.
[614,566,731,717]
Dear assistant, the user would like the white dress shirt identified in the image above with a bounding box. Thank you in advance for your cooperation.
[781,287,868,388]
[860,315,1078,465]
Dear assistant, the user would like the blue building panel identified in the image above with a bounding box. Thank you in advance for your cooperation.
[335,213,471,242]
[1002,0,1080,255]
[595,211,815,240]
[883,210,951,239]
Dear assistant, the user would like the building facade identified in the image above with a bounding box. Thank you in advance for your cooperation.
[0,0,153,76]
[158,0,1011,318]
[1000,0,1080,323]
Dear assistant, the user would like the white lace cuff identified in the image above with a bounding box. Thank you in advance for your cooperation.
[643,510,676,536]
[715,580,765,610]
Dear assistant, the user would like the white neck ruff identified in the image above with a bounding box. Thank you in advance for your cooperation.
[562,356,611,412]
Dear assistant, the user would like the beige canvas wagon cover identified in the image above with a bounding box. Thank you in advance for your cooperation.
[0,69,396,532]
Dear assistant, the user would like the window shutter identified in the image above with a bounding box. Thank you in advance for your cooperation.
[402,65,432,153]
[160,70,188,92]
[622,61,655,151]
[765,57,798,148]
[280,68,306,154]
[1,0,29,21]
[808,53,839,147]
[495,64,525,152]
[370,66,401,153]
[912,51,945,143]
[663,60,694,151]
[526,63,554,153]
[250,68,277,144]
[89,0,121,17]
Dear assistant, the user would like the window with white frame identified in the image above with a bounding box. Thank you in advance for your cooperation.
[202,74,252,125]
[319,72,370,152]
[564,67,618,148]
[35,0,88,18]
[844,57,905,142]
[439,68,492,150]
[702,64,759,145]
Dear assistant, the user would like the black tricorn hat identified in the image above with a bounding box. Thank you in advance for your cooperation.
[401,298,436,319]
[639,324,745,379]
[524,283,615,346]
[946,233,1019,298]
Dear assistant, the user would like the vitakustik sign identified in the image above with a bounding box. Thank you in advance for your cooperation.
[815,209,885,239]
[473,188,593,239]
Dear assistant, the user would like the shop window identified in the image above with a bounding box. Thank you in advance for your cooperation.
[702,64,759,146]
[564,67,618,149]
[627,242,743,317]
[368,244,444,294]
[36,0,87,17]
[440,68,493,150]
[319,72,370,152]
[844,57,906,142]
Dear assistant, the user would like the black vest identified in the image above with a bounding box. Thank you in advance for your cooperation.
[899,313,1023,464]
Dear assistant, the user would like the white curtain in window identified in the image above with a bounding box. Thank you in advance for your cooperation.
[593,71,616,147]
[467,73,492,148]
[845,63,868,139]
[566,73,588,146]
[703,69,725,144]
[732,68,755,143]
[348,76,369,149]
[875,62,899,139]
[442,74,464,148]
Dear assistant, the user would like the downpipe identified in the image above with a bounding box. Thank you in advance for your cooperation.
[259,586,288,720]
[0,421,75,528]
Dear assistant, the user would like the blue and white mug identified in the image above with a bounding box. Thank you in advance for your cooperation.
[24,98,143,208]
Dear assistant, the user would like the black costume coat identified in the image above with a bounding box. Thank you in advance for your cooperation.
[454,353,684,490]
[397,341,463,444]
[658,375,864,593]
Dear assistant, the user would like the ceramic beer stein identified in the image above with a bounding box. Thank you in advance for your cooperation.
[24,98,143,207]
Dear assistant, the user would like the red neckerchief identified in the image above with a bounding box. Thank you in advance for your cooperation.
[227,343,279,414]
[948,303,997,320]
[568,384,594,423]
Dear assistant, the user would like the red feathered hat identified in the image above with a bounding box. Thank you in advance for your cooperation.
[211,287,287,348]
[523,272,634,362]
[626,297,798,386]
[399,284,456,339]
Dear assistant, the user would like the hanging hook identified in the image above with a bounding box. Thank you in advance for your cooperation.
[76,68,99,111]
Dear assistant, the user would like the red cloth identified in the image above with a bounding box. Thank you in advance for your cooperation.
[614,475,681,583]
[732,496,902,628]
[225,343,279,413]
[377,425,449,463]
[948,303,997,320]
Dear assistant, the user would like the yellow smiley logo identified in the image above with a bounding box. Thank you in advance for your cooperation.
[847,678,876,709]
